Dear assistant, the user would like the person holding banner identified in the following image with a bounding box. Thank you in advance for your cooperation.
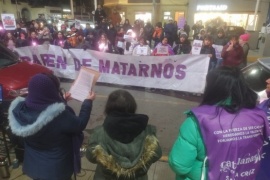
[13,23,26,40]
[16,31,28,48]
[97,33,113,53]
[173,33,191,55]
[4,31,16,51]
[53,31,66,48]
[152,36,174,56]
[8,73,96,180]
[169,66,270,180]
[115,27,125,54]
[132,37,151,56]
[27,31,40,46]
[86,89,162,180]
[38,26,53,45]
[200,35,217,71]
[76,33,92,50]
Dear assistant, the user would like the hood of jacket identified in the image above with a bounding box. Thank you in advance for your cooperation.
[8,96,65,137]
[91,128,161,179]
[103,112,148,144]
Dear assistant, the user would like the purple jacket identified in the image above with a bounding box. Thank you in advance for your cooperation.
[256,99,270,179]
[192,105,270,179]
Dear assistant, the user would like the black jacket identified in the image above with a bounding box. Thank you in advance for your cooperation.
[173,40,192,54]
[200,45,217,62]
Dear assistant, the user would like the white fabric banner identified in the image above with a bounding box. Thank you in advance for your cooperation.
[15,45,210,93]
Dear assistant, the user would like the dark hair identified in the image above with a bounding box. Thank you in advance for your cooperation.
[156,22,162,28]
[138,37,147,44]
[125,19,130,24]
[105,89,137,115]
[100,33,108,39]
[204,35,213,42]
[217,28,225,35]
[201,66,257,113]
[162,36,169,41]
[229,34,239,41]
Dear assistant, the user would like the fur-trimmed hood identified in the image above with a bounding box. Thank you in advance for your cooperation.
[8,96,66,137]
[87,125,162,179]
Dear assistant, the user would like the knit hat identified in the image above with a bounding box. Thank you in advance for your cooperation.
[240,33,250,42]
[180,33,188,38]
[25,74,63,110]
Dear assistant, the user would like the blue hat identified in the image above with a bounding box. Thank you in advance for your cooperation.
[25,74,63,110]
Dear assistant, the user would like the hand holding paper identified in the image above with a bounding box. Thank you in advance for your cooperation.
[64,92,72,101]
[86,91,96,100]
[69,67,100,102]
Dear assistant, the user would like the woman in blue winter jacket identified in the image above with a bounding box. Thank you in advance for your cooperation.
[8,73,95,180]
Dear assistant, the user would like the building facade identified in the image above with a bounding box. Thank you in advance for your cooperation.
[188,0,270,31]
[0,0,62,22]
[104,0,188,26]
[104,0,270,31]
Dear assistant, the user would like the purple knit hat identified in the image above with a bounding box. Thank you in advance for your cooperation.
[25,74,63,110]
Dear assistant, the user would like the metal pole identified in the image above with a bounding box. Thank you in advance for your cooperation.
[254,0,261,29]
[80,0,82,19]
[0,0,3,15]
[15,0,20,20]
[94,0,97,11]
[70,0,74,19]
[152,0,156,25]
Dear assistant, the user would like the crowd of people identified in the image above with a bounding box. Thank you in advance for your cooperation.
[4,4,270,180]
[0,5,251,70]
[7,66,270,180]
[0,16,179,56]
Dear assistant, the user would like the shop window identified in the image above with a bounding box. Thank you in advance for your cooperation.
[119,12,125,24]
[194,13,248,28]
[246,15,258,31]
[135,12,152,24]
[128,0,160,3]
[175,12,185,28]
[164,12,171,21]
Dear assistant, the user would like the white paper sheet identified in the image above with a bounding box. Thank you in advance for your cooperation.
[69,67,99,102]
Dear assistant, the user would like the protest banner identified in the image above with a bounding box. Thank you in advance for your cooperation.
[212,44,224,59]
[15,45,210,93]
[1,14,16,30]
[157,46,169,55]
[191,40,203,55]
[75,19,81,29]
[136,46,148,56]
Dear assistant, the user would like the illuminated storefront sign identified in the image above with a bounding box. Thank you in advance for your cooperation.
[197,5,228,11]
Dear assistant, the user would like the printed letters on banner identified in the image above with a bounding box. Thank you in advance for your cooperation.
[14,45,210,93]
